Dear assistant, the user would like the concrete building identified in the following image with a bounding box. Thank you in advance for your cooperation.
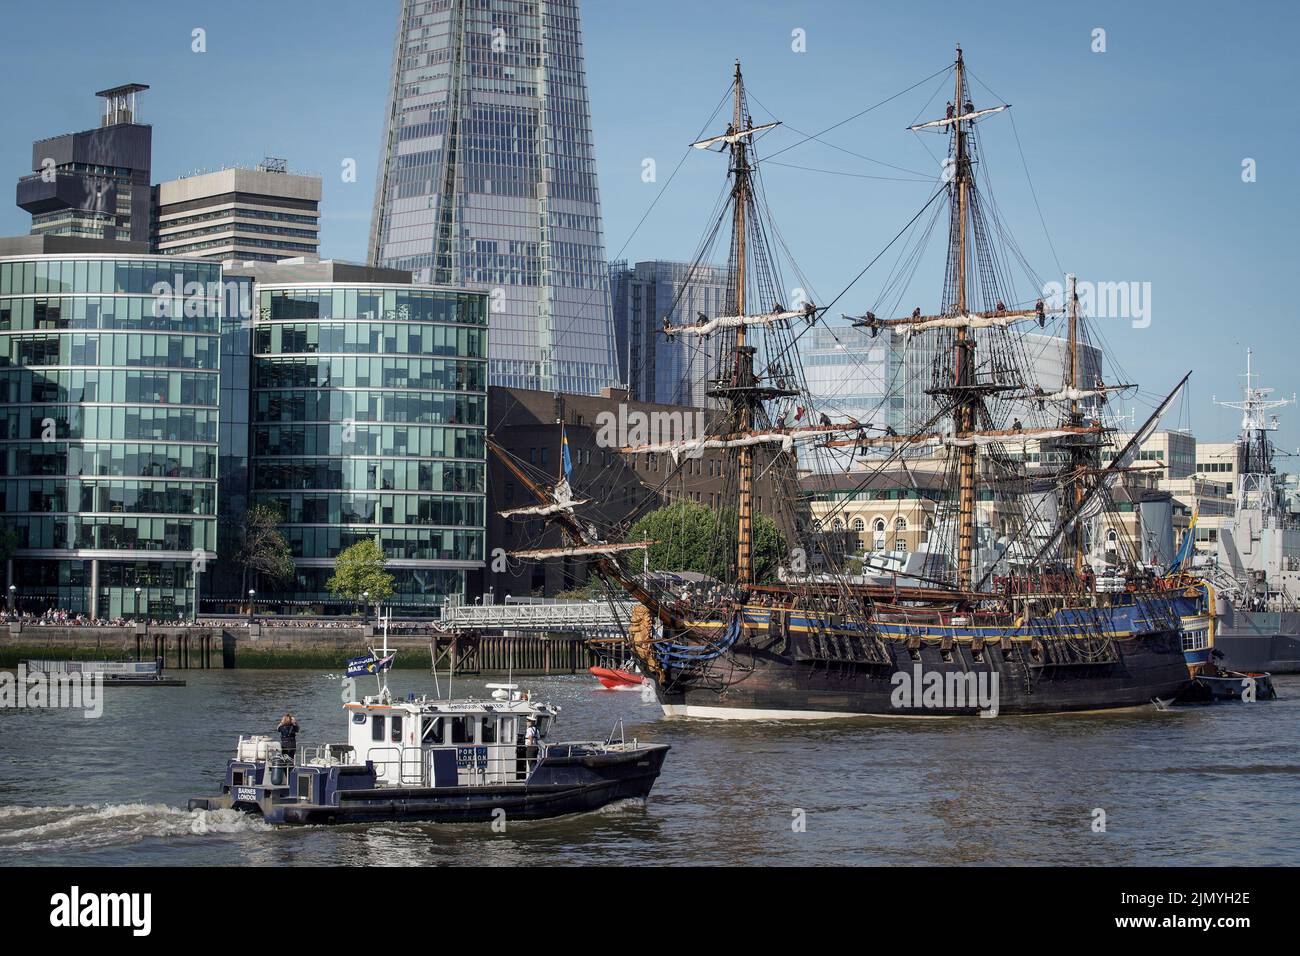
[369,0,618,396]
[15,84,152,244]
[153,162,321,262]
[0,234,219,619]
[227,259,488,612]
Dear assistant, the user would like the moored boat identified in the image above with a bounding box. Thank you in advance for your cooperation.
[489,50,1206,719]
[590,658,645,689]
[21,658,185,687]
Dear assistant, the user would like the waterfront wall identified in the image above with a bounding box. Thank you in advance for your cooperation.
[0,624,604,674]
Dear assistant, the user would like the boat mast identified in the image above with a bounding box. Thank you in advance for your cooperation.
[952,45,978,589]
[1067,273,1084,578]
[730,60,756,588]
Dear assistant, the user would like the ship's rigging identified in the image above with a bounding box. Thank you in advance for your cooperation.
[493,48,1189,622]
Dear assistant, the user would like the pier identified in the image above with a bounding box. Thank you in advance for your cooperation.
[0,612,621,675]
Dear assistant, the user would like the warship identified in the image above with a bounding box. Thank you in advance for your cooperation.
[493,49,1209,718]
[1196,351,1300,672]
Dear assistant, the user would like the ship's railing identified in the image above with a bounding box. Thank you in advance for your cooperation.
[440,599,633,632]
[294,743,357,767]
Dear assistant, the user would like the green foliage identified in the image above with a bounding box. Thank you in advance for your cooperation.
[236,503,296,589]
[327,538,396,604]
[626,500,787,583]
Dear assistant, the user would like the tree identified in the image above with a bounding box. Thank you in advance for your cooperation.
[625,500,787,583]
[328,539,396,605]
[236,503,295,592]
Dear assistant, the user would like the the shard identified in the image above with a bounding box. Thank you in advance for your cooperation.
[369,0,618,395]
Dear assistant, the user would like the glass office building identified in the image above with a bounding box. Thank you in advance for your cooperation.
[0,237,220,619]
[609,261,731,407]
[247,269,488,611]
[369,0,617,396]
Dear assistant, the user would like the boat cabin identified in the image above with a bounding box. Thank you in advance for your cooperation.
[343,684,557,787]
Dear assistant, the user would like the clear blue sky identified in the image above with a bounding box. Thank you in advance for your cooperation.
[1,0,1295,449]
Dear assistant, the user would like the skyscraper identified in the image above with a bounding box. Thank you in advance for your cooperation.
[609,260,731,407]
[369,0,617,395]
[15,84,152,244]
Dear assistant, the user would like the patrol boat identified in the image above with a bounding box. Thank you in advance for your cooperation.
[189,642,668,825]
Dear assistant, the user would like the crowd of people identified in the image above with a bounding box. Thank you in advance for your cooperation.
[3,608,442,629]
[1,609,148,627]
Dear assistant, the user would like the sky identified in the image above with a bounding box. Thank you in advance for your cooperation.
[0,0,1296,449]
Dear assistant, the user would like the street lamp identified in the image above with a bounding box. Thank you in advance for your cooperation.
[7,584,15,613]
[247,589,256,622]
[135,586,143,622]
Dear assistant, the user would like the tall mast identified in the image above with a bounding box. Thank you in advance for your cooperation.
[1066,273,1084,577]
[952,45,978,589]
[731,60,755,587]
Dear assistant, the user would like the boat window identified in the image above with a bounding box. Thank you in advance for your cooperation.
[390,714,404,744]
[481,717,497,743]
[371,714,386,742]
[422,716,443,744]
[450,715,473,744]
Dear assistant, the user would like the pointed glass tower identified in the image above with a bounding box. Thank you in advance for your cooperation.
[369,0,618,395]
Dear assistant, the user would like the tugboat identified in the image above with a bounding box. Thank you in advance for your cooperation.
[189,633,668,825]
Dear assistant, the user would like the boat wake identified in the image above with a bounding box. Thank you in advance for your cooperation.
[0,802,270,852]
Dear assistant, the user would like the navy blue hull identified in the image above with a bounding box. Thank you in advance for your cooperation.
[190,744,669,826]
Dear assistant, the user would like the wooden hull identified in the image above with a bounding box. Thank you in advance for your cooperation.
[643,598,1198,719]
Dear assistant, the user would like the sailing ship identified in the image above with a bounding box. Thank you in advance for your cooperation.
[493,49,1210,718]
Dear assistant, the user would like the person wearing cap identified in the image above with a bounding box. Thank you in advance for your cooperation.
[524,717,540,764]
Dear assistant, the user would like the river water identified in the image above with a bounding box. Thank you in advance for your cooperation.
[2,669,1297,866]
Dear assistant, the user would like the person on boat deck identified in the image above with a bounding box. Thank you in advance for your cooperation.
[524,718,540,761]
[277,714,301,759]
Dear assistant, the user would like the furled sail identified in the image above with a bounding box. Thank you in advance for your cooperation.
[622,422,871,463]
[499,477,586,518]
[1014,384,1134,404]
[509,542,654,560]
[665,304,815,337]
[690,121,780,150]
[908,104,1008,131]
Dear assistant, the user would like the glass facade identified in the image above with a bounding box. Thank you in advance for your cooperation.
[609,261,731,407]
[0,255,220,618]
[251,284,488,611]
[369,0,617,396]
